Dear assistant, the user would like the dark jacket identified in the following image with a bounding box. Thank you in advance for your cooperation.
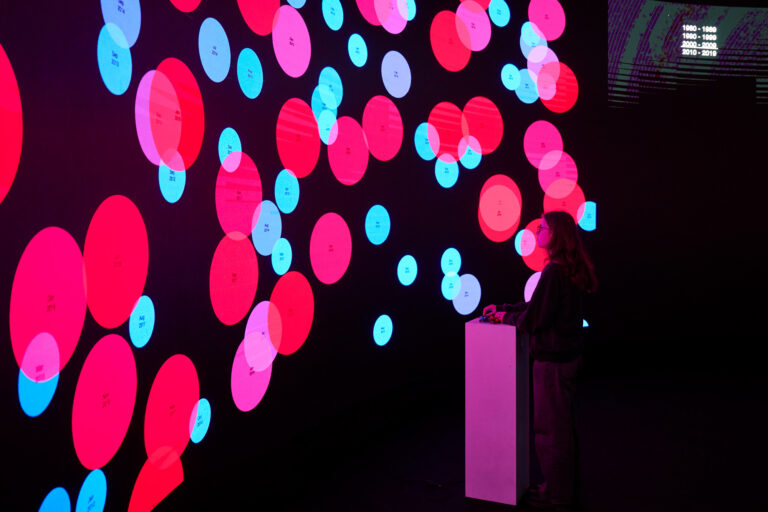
[501,262,584,362]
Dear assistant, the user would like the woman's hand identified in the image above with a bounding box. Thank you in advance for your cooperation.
[482,304,497,316]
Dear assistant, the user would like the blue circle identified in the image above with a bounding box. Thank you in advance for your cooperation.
[348,33,368,68]
[441,273,461,301]
[441,248,462,275]
[322,0,344,31]
[319,67,343,109]
[460,143,482,170]
[317,109,338,145]
[287,0,306,7]
[97,24,132,95]
[520,21,547,58]
[101,0,141,48]
[365,205,391,246]
[397,255,418,286]
[501,63,521,91]
[453,274,482,315]
[275,170,300,214]
[158,165,186,204]
[251,200,282,256]
[515,69,539,104]
[414,123,437,161]
[435,157,459,188]
[218,127,242,165]
[75,470,107,512]
[198,17,231,83]
[237,48,263,99]
[381,51,411,99]
[18,369,58,418]
[190,398,211,444]
[579,201,597,231]
[129,295,155,349]
[488,0,510,28]
[39,487,70,512]
[311,85,337,120]
[373,315,393,346]
[271,238,293,276]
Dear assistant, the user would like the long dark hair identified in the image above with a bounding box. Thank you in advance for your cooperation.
[543,211,597,293]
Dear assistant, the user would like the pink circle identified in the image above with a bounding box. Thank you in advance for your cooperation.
[20,333,60,383]
[231,338,273,412]
[328,116,369,186]
[310,213,352,285]
[135,70,163,167]
[478,175,522,243]
[169,0,201,12]
[522,219,549,271]
[544,181,585,222]
[462,96,503,155]
[376,0,407,34]
[243,300,282,371]
[237,0,280,36]
[269,271,314,355]
[456,1,491,52]
[0,42,22,205]
[144,354,199,463]
[276,98,320,179]
[538,150,577,194]
[528,0,566,41]
[72,334,137,470]
[362,96,403,162]
[84,195,149,329]
[356,0,381,26]
[430,11,472,72]
[523,120,563,169]
[215,151,263,240]
[10,227,86,375]
[209,235,259,326]
[272,6,311,78]
[540,62,579,113]
[428,102,464,161]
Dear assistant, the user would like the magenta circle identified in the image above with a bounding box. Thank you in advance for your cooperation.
[272,6,311,78]
[528,0,566,41]
[231,338,272,412]
[523,120,563,169]
[456,1,491,52]
[310,212,352,285]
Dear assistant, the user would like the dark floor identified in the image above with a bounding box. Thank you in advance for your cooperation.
[160,361,768,511]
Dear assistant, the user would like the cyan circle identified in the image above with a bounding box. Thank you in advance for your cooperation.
[348,33,368,68]
[40,488,70,512]
[271,238,293,275]
[218,127,242,165]
[287,0,306,7]
[373,315,393,346]
[319,67,343,109]
[311,85,337,120]
[441,248,462,275]
[489,0,510,28]
[158,165,186,204]
[579,201,597,231]
[414,123,437,161]
[515,69,539,104]
[18,370,58,418]
[129,295,155,349]
[322,0,344,31]
[198,17,231,83]
[365,205,391,246]
[501,63,521,91]
[237,48,263,99]
[275,170,300,214]
[251,200,282,256]
[435,157,459,188]
[460,143,482,170]
[397,255,418,286]
[520,21,547,58]
[75,470,107,512]
[317,109,338,145]
[441,273,462,301]
[97,24,132,95]
[190,398,212,444]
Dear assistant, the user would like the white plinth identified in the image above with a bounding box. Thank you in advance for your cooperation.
[465,318,530,505]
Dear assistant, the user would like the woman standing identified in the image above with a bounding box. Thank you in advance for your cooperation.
[484,211,597,511]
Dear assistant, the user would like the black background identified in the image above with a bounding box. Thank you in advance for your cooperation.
[1,0,766,509]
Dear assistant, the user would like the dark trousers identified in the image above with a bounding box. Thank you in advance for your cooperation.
[532,357,581,505]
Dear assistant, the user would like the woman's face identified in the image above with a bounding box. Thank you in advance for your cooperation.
[537,216,552,249]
